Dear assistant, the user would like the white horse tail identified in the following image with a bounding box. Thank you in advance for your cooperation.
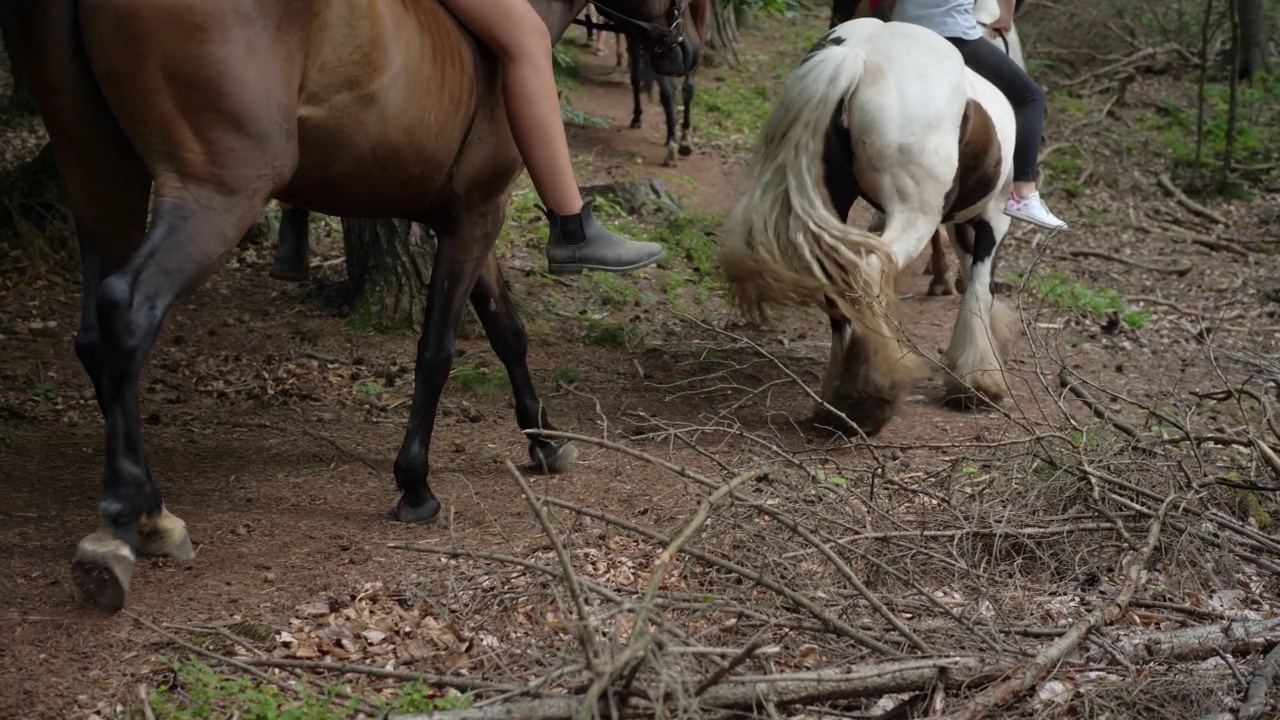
[720,30,896,324]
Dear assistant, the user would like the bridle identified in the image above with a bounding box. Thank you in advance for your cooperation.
[573,0,688,53]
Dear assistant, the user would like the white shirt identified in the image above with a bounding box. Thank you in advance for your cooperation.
[891,0,984,41]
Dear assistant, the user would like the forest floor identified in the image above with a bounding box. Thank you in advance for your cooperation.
[1,7,1279,719]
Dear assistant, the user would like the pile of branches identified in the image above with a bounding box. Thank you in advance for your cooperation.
[128,304,1280,720]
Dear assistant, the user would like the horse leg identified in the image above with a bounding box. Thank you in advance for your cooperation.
[943,210,1017,409]
[926,226,954,296]
[678,72,695,157]
[270,204,311,282]
[659,75,679,166]
[391,207,496,524]
[947,222,974,295]
[469,251,577,473]
[628,39,644,129]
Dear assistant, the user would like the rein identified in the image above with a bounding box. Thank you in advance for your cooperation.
[571,0,687,52]
[976,21,1011,55]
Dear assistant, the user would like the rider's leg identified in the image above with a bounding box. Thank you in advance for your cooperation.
[439,0,664,274]
[947,36,1067,231]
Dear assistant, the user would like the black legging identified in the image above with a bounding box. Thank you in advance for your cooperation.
[945,35,1044,183]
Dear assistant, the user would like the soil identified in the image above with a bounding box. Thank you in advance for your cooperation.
[2,10,1279,720]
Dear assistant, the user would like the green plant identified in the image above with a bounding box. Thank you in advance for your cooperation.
[1023,270,1152,329]
[451,363,510,395]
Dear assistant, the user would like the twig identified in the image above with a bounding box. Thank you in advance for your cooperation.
[1062,44,1178,86]
[1157,173,1228,225]
[575,470,759,720]
[301,426,383,474]
[1127,294,1244,320]
[1237,642,1280,719]
[391,659,997,720]
[122,611,301,700]
[1058,367,1145,441]
[540,494,897,655]
[943,491,1175,720]
[1067,249,1191,275]
[138,684,157,720]
[694,640,764,697]
[506,460,601,676]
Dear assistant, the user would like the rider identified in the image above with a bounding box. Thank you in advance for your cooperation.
[868,0,1068,230]
[439,0,665,274]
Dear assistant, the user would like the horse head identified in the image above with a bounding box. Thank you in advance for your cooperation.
[591,0,703,76]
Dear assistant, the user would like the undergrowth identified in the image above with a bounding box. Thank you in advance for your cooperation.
[150,656,472,719]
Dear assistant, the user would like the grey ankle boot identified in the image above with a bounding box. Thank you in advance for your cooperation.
[541,199,664,275]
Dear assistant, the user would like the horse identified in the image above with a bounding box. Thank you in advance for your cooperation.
[269,1,708,284]
[624,0,709,167]
[828,0,1027,298]
[18,0,700,613]
[719,17,1018,436]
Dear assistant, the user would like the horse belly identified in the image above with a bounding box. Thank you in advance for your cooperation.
[279,0,482,219]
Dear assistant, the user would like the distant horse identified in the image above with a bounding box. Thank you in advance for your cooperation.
[720,18,1018,436]
[20,0,699,612]
[624,0,709,167]
[829,0,1027,298]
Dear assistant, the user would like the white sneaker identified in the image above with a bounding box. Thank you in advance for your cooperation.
[1005,191,1068,230]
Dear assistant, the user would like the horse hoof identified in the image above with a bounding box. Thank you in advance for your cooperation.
[393,495,441,525]
[678,145,693,157]
[808,401,896,438]
[529,441,578,475]
[71,532,136,613]
[630,119,642,129]
[269,267,309,283]
[943,374,1008,411]
[138,506,195,560]
[927,280,954,297]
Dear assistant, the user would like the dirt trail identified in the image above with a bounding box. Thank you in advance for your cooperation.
[0,19,1201,719]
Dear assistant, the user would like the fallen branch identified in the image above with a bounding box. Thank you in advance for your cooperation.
[506,460,601,677]
[574,469,759,720]
[240,657,513,693]
[1058,368,1145,441]
[943,491,1175,720]
[1067,248,1192,275]
[1237,642,1280,720]
[1111,618,1280,664]
[1157,173,1228,226]
[1062,44,1179,87]
[1127,294,1245,321]
[390,659,997,720]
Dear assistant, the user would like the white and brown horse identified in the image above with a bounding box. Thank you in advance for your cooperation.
[720,17,1018,436]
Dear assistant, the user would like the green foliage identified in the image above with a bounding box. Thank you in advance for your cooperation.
[150,656,472,719]
[1024,270,1152,329]
[722,0,802,16]
[1148,73,1280,188]
[451,362,510,395]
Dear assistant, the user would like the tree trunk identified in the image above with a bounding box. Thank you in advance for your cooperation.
[341,218,436,332]
[1235,0,1269,80]
[707,0,740,66]
[0,0,37,115]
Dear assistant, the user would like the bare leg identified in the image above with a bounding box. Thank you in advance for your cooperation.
[439,0,663,274]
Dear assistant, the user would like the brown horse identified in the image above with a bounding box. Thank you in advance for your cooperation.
[19,0,700,613]
[269,0,710,283]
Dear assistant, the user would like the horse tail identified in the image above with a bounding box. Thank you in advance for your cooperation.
[720,34,897,325]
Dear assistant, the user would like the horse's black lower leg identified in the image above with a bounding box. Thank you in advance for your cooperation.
[659,75,679,166]
[391,210,496,524]
[270,205,311,282]
[74,191,267,611]
[678,73,695,157]
[628,41,645,129]
[468,252,576,473]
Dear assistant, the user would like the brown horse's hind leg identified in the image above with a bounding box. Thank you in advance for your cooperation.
[469,250,577,474]
[73,189,270,611]
[392,206,501,525]
[24,0,204,612]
